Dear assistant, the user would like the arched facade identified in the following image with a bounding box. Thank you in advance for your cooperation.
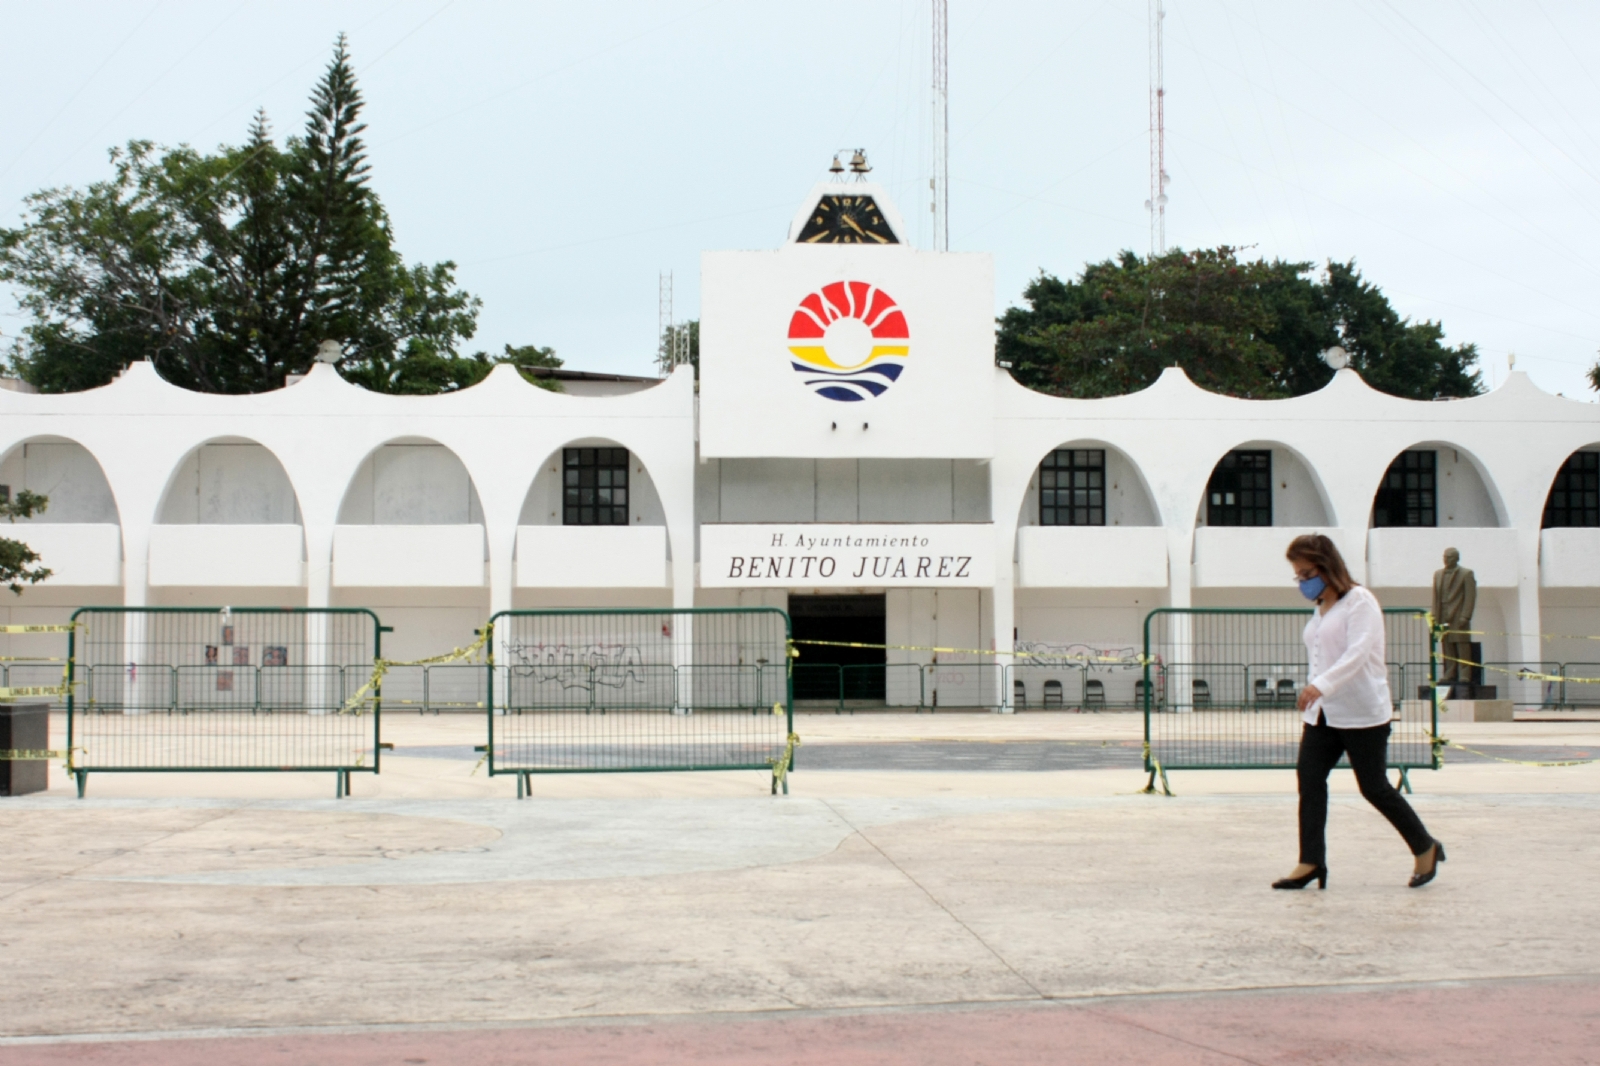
[3,180,1598,696]
[1366,439,1505,530]
[148,436,306,594]
[0,436,121,524]
[0,436,122,589]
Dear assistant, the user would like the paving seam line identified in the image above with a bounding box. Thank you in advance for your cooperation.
[818,798,1045,999]
[3,972,1595,1046]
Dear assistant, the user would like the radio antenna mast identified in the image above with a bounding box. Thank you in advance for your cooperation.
[932,0,949,251]
[657,271,674,377]
[1145,0,1168,257]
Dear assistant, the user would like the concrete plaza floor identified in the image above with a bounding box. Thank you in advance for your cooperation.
[2,711,1598,1063]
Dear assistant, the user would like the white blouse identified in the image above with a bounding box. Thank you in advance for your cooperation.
[1302,585,1393,729]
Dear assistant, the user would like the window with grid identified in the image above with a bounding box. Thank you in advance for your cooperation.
[563,447,630,525]
[1373,450,1436,527]
[1206,450,1272,526]
[1039,449,1106,526]
[1544,451,1600,528]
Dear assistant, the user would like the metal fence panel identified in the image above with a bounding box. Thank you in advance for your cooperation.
[1476,662,1561,711]
[1,660,72,708]
[1142,607,1437,772]
[66,607,383,794]
[487,608,794,789]
[1558,663,1600,709]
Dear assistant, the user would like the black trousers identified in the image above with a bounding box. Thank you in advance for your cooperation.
[1297,715,1433,866]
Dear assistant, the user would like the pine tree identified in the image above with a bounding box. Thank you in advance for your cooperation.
[290,33,391,366]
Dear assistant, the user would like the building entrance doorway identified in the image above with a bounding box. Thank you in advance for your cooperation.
[790,594,886,704]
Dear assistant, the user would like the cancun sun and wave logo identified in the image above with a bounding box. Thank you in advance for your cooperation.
[786,281,909,402]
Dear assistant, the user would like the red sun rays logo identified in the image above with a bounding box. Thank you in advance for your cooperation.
[786,281,909,402]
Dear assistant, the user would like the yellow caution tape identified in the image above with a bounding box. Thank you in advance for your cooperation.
[0,656,65,662]
[770,732,801,791]
[1,745,85,772]
[1139,741,1173,796]
[1435,654,1596,686]
[790,638,1150,664]
[0,684,72,699]
[1426,731,1596,767]
[0,624,76,633]
[339,624,494,714]
[1422,674,1597,766]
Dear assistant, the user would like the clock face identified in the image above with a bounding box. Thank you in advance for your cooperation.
[795,195,899,245]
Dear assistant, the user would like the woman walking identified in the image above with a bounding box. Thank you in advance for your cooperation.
[1274,533,1445,890]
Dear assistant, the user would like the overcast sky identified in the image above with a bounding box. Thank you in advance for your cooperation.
[2,1,1597,396]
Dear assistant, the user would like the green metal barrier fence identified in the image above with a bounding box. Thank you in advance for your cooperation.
[1141,607,1438,788]
[1553,663,1600,709]
[0,661,71,707]
[793,663,927,711]
[486,608,796,795]
[379,663,488,713]
[66,607,385,797]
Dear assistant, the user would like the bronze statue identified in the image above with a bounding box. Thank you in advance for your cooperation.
[1432,548,1477,689]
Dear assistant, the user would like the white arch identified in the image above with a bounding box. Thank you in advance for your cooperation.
[1012,438,1161,529]
[1195,438,1337,527]
[0,434,121,525]
[1368,439,1506,528]
[336,436,486,526]
[155,435,303,525]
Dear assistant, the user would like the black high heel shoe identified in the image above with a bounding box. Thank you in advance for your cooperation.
[1408,841,1446,888]
[1272,865,1328,890]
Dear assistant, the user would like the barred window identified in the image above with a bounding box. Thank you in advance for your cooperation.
[1206,450,1272,526]
[1373,450,1436,527]
[1039,449,1105,526]
[563,447,630,526]
[1544,451,1600,528]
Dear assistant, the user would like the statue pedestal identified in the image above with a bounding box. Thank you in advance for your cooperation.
[1441,699,1514,723]
[1399,699,1514,723]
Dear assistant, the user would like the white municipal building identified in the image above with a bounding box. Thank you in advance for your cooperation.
[3,182,1599,710]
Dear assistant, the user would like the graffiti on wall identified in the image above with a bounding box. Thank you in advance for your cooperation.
[507,642,656,691]
[1015,642,1145,672]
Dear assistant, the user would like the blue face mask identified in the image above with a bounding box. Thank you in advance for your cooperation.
[1298,575,1327,601]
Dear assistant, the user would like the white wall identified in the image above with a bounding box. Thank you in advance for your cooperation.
[516,526,667,587]
[1192,444,1330,526]
[1542,529,1600,588]
[1367,527,1519,587]
[338,443,485,525]
[2,525,121,585]
[1017,527,1168,587]
[1428,443,1501,527]
[519,442,667,528]
[1016,445,1159,528]
[0,440,119,523]
[333,526,486,587]
[705,458,990,526]
[148,525,304,586]
[1269,446,1331,526]
[157,442,300,524]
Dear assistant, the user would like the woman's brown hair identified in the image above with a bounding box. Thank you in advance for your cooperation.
[1285,533,1358,597]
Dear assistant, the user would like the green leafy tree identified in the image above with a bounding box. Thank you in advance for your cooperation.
[997,248,1480,401]
[0,490,51,594]
[658,319,698,376]
[353,342,565,395]
[0,36,536,396]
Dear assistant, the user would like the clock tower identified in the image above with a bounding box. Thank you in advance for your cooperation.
[786,181,909,246]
